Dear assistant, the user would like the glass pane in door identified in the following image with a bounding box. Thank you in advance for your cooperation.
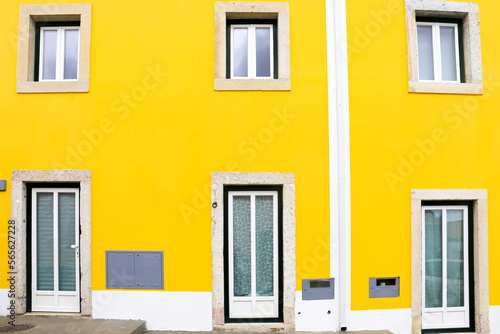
[58,193,76,291]
[447,210,464,307]
[233,196,252,297]
[255,195,274,296]
[37,193,54,291]
[425,210,442,308]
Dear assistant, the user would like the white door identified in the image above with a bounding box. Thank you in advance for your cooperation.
[32,188,80,312]
[422,206,470,329]
[228,190,279,319]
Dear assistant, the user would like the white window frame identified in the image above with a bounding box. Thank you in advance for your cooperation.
[230,24,274,79]
[39,26,81,82]
[228,190,279,319]
[417,22,460,83]
[422,205,470,330]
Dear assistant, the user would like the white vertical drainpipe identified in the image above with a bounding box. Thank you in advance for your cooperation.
[326,0,350,330]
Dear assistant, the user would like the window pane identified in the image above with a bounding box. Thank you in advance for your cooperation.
[447,210,464,307]
[233,196,251,297]
[233,28,248,77]
[440,26,458,81]
[37,193,54,291]
[64,29,79,80]
[255,196,274,296]
[425,210,442,308]
[42,30,58,80]
[255,28,271,77]
[417,25,434,80]
[59,193,76,291]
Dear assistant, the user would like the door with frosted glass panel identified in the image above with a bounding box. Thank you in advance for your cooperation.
[32,189,80,312]
[227,190,280,320]
[422,206,471,330]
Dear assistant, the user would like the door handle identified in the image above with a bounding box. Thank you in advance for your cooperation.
[71,244,79,257]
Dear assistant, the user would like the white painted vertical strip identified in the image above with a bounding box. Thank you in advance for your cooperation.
[325,0,340,329]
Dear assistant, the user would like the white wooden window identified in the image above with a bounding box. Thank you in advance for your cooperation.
[228,190,279,319]
[230,24,274,79]
[417,22,460,82]
[422,205,470,330]
[39,26,80,81]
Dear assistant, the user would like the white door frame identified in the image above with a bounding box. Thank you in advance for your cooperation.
[422,205,470,329]
[227,190,279,319]
[31,188,80,312]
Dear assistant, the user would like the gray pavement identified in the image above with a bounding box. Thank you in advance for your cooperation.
[1,317,392,334]
[145,332,393,334]
[144,331,393,334]
[0,316,145,334]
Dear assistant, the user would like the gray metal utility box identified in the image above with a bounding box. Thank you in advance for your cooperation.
[302,278,335,300]
[369,277,399,298]
[106,251,163,289]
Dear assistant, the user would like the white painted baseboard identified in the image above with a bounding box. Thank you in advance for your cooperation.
[295,291,339,331]
[0,289,12,316]
[88,291,500,333]
[490,305,500,333]
[348,308,412,334]
[92,291,212,331]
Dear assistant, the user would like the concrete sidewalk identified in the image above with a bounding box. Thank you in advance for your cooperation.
[145,332,393,334]
[1,316,392,334]
[0,315,145,334]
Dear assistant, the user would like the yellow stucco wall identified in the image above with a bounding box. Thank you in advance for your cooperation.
[0,0,330,292]
[347,0,500,310]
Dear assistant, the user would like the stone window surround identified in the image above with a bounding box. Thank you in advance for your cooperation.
[11,170,91,315]
[411,189,489,334]
[214,2,291,91]
[405,0,483,95]
[211,172,295,331]
[17,4,91,93]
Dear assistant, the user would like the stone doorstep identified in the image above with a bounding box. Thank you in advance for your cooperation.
[22,312,88,318]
